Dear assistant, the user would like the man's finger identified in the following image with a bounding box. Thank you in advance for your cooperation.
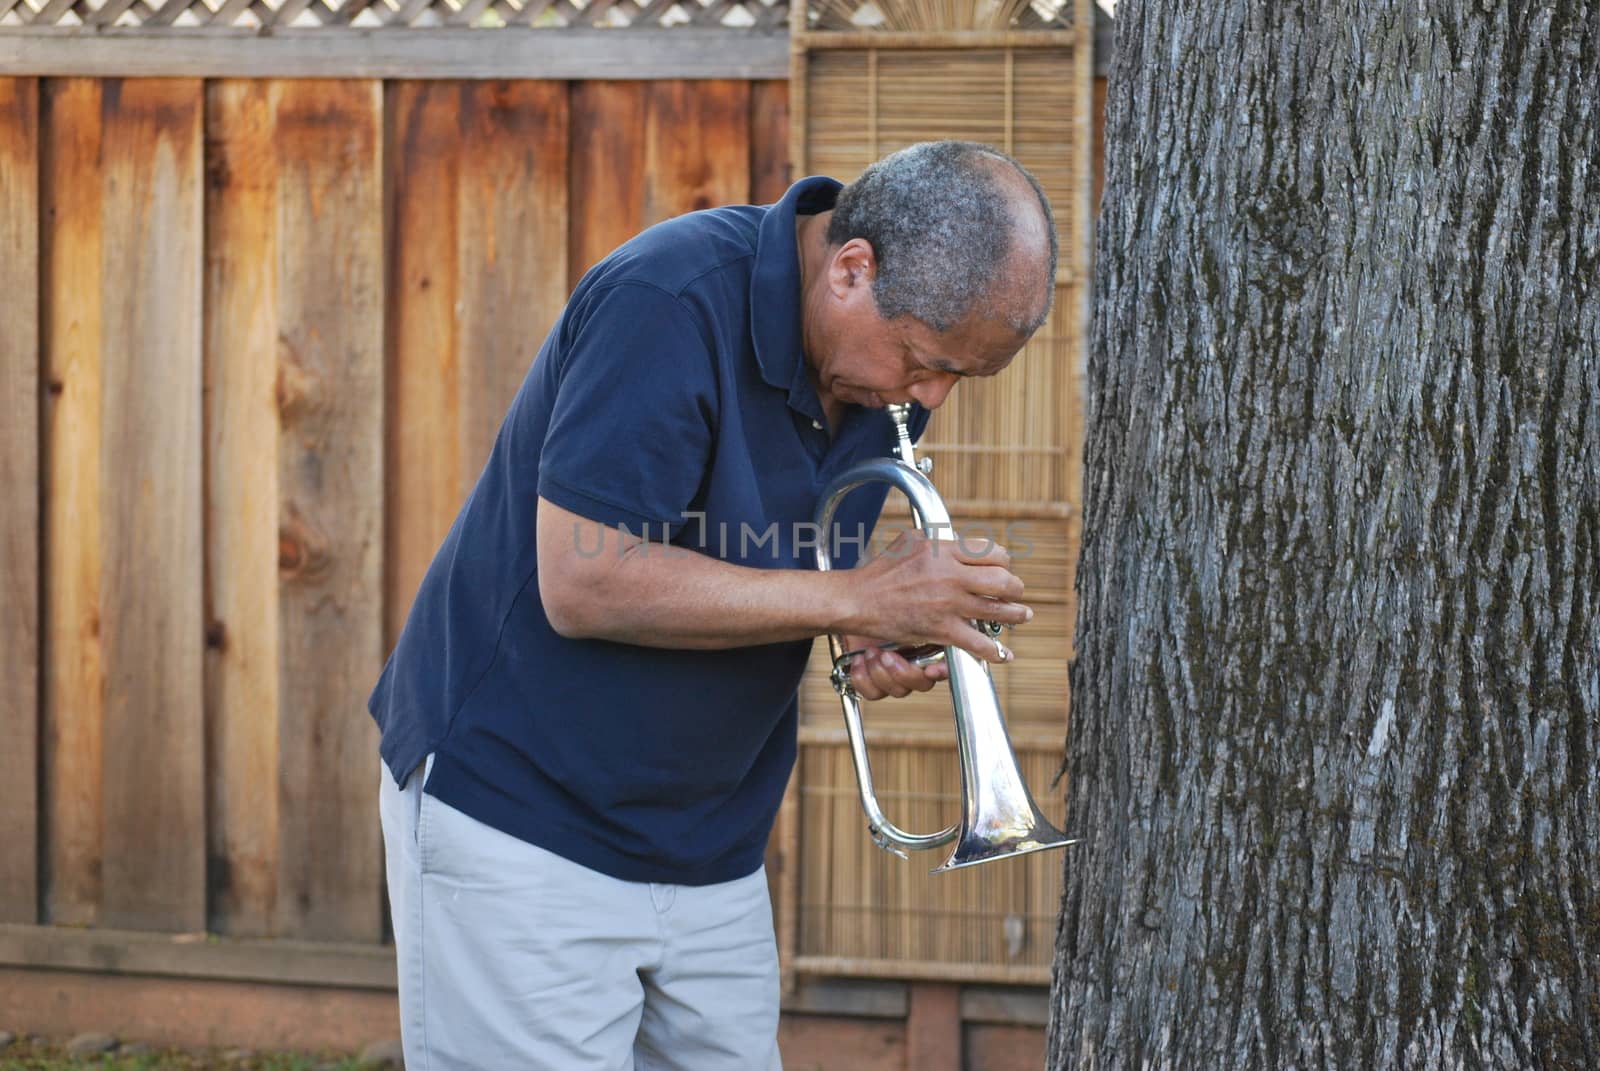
[948,625,1016,665]
[963,565,1025,602]
[967,598,1032,626]
[948,540,1011,569]
[853,649,911,699]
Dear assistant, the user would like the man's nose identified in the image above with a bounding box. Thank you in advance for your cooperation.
[907,373,959,410]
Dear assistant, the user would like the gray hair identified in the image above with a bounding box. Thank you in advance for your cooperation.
[826,140,1057,334]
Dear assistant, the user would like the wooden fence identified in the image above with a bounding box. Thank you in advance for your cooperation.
[0,74,790,940]
[1,65,1101,1023]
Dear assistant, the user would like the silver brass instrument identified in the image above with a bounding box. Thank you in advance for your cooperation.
[813,403,1076,872]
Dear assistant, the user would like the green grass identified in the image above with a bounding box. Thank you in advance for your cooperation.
[0,1038,377,1071]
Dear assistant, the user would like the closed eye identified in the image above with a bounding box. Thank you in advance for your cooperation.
[916,353,968,378]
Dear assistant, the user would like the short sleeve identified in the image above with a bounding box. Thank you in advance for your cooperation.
[538,282,717,538]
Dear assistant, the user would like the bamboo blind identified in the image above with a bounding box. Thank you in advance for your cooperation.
[794,43,1085,513]
[785,0,1091,986]
[791,29,1089,729]
[793,740,1067,981]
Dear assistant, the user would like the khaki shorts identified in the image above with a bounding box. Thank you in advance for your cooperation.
[380,757,783,1071]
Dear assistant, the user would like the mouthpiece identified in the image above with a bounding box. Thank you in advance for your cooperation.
[887,403,918,468]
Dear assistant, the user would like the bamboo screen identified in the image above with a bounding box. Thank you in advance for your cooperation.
[793,40,1089,736]
[783,5,1091,985]
[789,741,1068,981]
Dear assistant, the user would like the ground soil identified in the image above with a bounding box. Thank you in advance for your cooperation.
[0,1036,377,1071]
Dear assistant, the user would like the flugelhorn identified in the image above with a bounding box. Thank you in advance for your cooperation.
[813,403,1076,872]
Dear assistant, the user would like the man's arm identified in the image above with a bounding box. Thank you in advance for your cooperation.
[536,497,1030,666]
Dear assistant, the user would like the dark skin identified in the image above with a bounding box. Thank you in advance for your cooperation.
[794,213,1043,432]
[536,173,1054,701]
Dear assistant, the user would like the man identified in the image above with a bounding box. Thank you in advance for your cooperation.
[372,139,1057,1069]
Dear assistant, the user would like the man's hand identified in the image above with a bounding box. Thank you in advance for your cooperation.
[838,636,950,701]
[835,530,1030,667]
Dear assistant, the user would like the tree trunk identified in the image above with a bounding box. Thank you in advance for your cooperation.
[1049,2,1600,1067]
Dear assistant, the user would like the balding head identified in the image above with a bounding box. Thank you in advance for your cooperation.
[826,140,1057,336]
[982,156,1056,333]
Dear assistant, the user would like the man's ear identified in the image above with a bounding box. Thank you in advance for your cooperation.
[828,238,878,295]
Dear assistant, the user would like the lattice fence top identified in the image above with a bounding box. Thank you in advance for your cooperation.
[0,0,1077,30]
[801,0,1072,32]
[0,0,791,29]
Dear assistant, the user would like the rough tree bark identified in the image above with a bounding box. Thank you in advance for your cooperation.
[1049,2,1599,1067]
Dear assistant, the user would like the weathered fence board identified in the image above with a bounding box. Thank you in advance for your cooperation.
[0,76,40,925]
[272,79,385,943]
[96,77,207,934]
[41,77,107,928]
[385,80,462,648]
[204,79,284,937]
[569,79,753,284]
[641,80,751,230]
[749,78,789,203]
[569,81,648,284]
[385,80,569,646]
[42,79,209,932]
[455,81,568,487]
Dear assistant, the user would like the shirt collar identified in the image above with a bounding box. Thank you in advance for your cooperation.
[750,176,843,401]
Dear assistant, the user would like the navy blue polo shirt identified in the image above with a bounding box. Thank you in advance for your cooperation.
[369,177,930,885]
